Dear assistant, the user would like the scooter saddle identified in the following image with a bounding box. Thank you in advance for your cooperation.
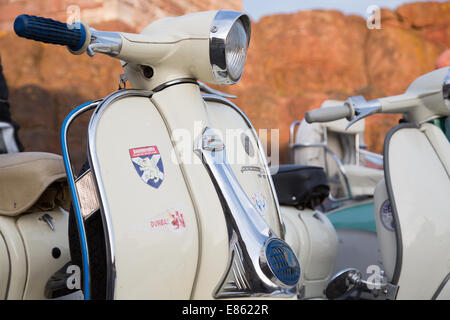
[271,164,329,209]
[0,152,69,216]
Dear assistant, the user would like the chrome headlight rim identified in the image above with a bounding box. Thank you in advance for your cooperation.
[443,68,450,103]
[209,10,251,85]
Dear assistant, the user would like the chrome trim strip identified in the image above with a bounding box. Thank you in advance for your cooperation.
[152,78,198,93]
[201,94,285,239]
[289,120,303,163]
[290,142,353,201]
[87,89,153,299]
[61,100,101,300]
[289,118,353,201]
[198,81,236,99]
[209,10,251,84]
[195,127,298,297]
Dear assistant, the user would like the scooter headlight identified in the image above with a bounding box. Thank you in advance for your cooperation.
[210,11,251,84]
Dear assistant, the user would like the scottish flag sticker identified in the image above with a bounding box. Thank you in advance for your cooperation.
[129,146,164,189]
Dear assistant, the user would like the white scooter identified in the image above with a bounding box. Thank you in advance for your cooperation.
[6,9,448,301]
[9,10,306,300]
[299,66,450,299]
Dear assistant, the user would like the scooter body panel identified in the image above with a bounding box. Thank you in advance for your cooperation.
[203,99,282,236]
[149,84,286,298]
[147,85,230,299]
[0,216,27,299]
[89,93,200,299]
[16,208,70,299]
[88,84,292,299]
[281,206,337,298]
[386,123,450,299]
[0,229,9,299]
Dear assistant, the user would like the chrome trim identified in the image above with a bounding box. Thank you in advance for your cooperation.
[87,29,122,57]
[444,68,450,106]
[345,96,382,130]
[359,149,384,167]
[39,214,55,231]
[290,141,353,201]
[209,10,251,84]
[201,94,285,239]
[194,127,298,298]
[152,78,198,92]
[289,120,303,163]
[87,89,153,299]
[198,81,237,99]
[355,133,360,165]
[61,100,101,300]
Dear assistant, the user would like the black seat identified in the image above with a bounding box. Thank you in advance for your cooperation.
[271,165,329,209]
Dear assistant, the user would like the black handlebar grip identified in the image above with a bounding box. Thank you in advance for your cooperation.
[14,14,87,52]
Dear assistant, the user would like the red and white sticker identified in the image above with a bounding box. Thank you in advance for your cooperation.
[129,146,160,158]
[143,208,186,234]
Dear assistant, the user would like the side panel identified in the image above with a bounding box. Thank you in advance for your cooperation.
[281,206,337,298]
[204,100,282,236]
[150,86,230,300]
[17,208,70,299]
[91,95,199,299]
[149,86,290,299]
[386,125,450,299]
[0,230,9,299]
[0,216,26,299]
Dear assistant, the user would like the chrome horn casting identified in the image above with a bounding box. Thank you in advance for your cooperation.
[194,127,300,298]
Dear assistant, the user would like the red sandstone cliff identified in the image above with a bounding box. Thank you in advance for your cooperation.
[0,1,448,166]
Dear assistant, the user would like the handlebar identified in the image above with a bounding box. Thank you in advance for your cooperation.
[14,14,88,52]
[305,104,353,123]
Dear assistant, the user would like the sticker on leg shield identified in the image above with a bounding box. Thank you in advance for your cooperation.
[149,209,186,233]
[129,146,164,188]
[380,199,395,232]
[251,192,267,217]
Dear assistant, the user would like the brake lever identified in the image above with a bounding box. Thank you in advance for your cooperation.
[345,96,382,130]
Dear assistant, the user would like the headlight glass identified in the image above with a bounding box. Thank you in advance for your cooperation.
[225,20,248,82]
[210,11,251,85]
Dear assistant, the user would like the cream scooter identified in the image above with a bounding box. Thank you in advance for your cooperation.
[11,11,306,300]
[300,67,450,299]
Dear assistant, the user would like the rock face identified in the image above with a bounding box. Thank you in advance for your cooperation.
[0,1,448,167]
[229,1,450,162]
[0,0,242,31]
